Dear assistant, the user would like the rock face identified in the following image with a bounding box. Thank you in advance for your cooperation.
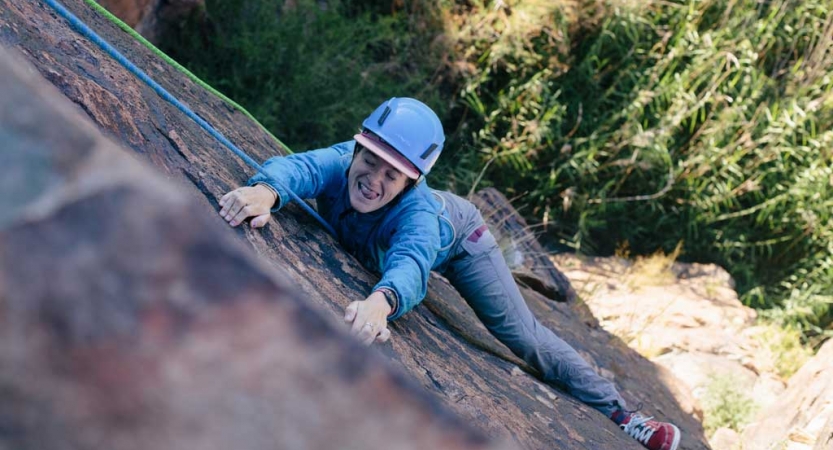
[816,417,833,450]
[0,0,711,448]
[0,47,508,450]
[552,251,832,450]
[550,255,766,421]
[742,340,833,450]
[96,0,203,43]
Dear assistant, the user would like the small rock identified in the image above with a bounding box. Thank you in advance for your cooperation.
[709,427,740,449]
[534,395,555,409]
[534,382,558,401]
[599,368,615,382]
[789,427,817,445]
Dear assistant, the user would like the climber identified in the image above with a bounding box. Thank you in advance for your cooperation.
[217,97,682,450]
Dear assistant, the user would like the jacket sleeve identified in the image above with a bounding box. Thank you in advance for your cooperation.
[372,209,441,320]
[247,141,353,211]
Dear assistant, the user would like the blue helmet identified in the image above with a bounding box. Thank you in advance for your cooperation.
[355,98,445,179]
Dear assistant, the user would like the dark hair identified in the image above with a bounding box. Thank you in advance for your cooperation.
[353,142,368,157]
[349,143,416,190]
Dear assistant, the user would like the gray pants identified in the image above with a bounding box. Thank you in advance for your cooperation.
[436,192,626,417]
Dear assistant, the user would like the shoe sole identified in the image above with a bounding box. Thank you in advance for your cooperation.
[668,424,681,450]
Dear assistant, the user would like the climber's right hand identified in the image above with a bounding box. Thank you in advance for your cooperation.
[219,185,277,228]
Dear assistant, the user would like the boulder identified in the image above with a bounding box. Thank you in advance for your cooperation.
[550,252,818,450]
[815,415,833,450]
[550,255,757,360]
[743,340,833,450]
[709,428,740,450]
[0,0,711,448]
[550,254,787,420]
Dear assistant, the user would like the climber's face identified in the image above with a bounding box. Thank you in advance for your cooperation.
[348,146,411,213]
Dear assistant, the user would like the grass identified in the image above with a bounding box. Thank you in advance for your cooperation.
[160,0,449,153]
[629,333,670,360]
[623,241,683,291]
[701,374,759,437]
[748,321,813,379]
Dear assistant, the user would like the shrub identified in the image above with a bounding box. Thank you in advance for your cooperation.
[448,0,833,337]
[161,0,449,152]
[701,374,758,436]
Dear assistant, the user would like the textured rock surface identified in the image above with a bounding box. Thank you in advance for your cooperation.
[742,340,833,450]
[552,252,833,450]
[815,416,833,450]
[0,1,711,448]
[552,256,789,400]
[709,428,741,450]
[0,46,509,450]
[551,253,806,449]
[551,255,757,362]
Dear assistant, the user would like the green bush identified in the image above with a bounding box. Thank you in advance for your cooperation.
[448,0,833,337]
[701,374,758,436]
[750,322,812,379]
[161,0,449,152]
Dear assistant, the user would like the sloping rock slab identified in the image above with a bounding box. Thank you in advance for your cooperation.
[816,416,833,450]
[0,46,509,450]
[551,253,776,426]
[743,339,833,450]
[0,1,709,448]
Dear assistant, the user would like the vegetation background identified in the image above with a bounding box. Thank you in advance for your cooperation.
[161,0,832,344]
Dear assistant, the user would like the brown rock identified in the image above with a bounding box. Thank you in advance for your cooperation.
[551,254,757,359]
[710,428,741,449]
[0,1,712,448]
[550,252,795,426]
[743,340,833,450]
[96,0,155,29]
[815,415,833,450]
[653,352,758,398]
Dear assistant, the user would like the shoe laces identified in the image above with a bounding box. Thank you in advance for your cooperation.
[621,412,656,444]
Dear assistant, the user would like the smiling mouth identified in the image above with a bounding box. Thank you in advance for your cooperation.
[358,181,380,200]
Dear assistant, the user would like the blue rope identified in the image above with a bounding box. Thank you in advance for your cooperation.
[41,0,337,236]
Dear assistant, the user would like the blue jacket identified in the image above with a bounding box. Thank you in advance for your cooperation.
[249,141,453,320]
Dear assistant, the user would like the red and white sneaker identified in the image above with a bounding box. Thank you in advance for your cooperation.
[610,410,681,450]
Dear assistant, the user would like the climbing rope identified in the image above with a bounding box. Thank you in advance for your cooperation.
[41,0,337,236]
